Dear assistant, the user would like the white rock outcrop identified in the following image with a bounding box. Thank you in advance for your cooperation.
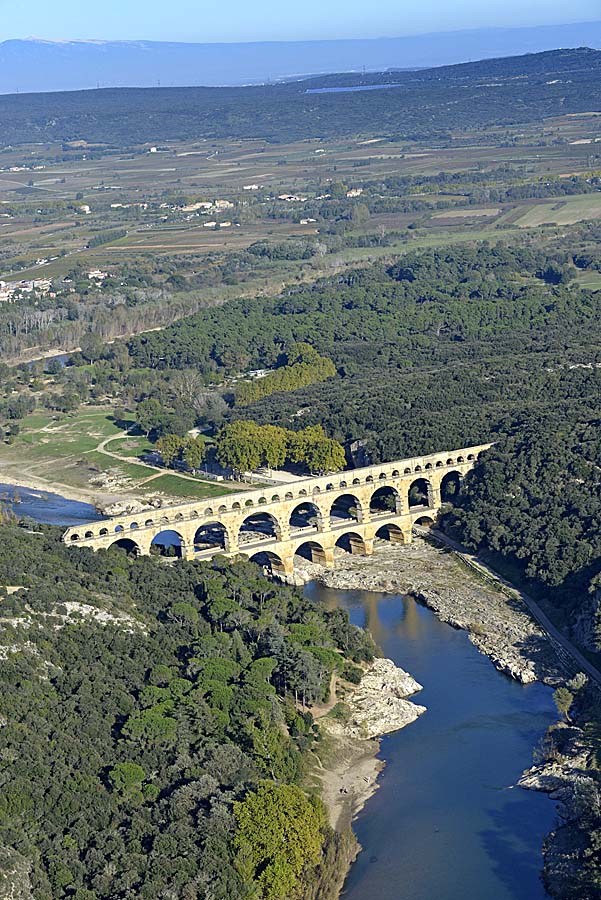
[345,658,426,739]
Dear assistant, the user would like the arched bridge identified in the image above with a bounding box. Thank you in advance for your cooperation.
[63,443,491,576]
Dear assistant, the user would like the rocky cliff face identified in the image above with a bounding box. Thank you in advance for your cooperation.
[571,590,601,653]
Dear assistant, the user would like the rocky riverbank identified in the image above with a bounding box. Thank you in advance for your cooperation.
[315,658,426,833]
[518,715,601,897]
[292,537,563,685]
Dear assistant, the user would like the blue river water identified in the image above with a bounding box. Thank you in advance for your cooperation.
[305,584,556,900]
[0,483,103,526]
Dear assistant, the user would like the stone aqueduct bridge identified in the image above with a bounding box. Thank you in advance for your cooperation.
[63,444,491,576]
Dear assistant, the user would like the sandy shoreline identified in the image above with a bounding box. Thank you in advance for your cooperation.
[312,658,425,834]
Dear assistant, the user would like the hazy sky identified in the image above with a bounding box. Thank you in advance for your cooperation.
[0,0,599,43]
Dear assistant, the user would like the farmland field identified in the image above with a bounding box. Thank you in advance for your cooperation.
[513,193,601,227]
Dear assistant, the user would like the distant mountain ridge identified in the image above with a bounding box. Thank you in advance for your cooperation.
[1,20,601,94]
[0,47,599,148]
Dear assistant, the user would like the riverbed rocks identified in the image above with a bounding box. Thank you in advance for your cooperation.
[317,657,426,832]
[296,540,561,685]
[344,658,426,739]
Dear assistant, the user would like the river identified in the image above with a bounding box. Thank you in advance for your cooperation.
[4,482,556,898]
[0,483,103,526]
[305,583,556,900]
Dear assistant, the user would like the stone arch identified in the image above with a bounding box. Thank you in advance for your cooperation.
[289,501,323,532]
[238,511,281,545]
[232,501,241,510]
[189,510,199,519]
[414,465,422,473]
[404,467,411,475]
[70,533,80,542]
[352,477,361,485]
[365,475,374,483]
[84,530,94,539]
[447,458,454,465]
[144,519,154,528]
[326,483,334,491]
[258,497,267,505]
[467,453,475,461]
[108,537,140,556]
[99,527,109,537]
[436,461,443,468]
[329,493,364,525]
[130,522,139,530]
[312,486,321,495]
[204,508,214,517]
[299,488,308,497]
[285,492,294,501]
[425,463,433,470]
[335,531,367,555]
[194,522,230,554]
[440,470,462,503]
[218,505,228,514]
[408,477,433,509]
[378,472,387,480]
[271,494,280,502]
[114,524,124,533]
[339,480,348,489]
[151,529,186,558]
[175,512,185,522]
[392,469,400,478]
[457,456,465,463]
[244,499,254,508]
[159,516,170,525]
[414,515,435,528]
[376,523,406,544]
[295,540,329,566]
[248,550,287,578]
[370,485,402,516]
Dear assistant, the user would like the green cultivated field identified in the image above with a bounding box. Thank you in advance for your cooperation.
[514,193,601,227]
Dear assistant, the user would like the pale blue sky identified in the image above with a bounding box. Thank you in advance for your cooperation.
[0,0,599,43]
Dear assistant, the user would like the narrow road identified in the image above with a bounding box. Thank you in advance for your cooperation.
[422,527,601,691]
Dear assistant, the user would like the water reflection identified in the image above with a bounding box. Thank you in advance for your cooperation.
[304,584,555,900]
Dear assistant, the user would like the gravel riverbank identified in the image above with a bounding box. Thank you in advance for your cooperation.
[293,537,563,685]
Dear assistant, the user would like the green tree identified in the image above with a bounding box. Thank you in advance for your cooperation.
[215,421,262,475]
[260,425,288,469]
[108,762,146,794]
[554,687,574,722]
[156,433,186,466]
[183,436,206,470]
[136,398,163,437]
[234,782,326,900]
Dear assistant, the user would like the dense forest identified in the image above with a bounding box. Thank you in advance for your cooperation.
[442,413,601,648]
[5,237,598,637]
[0,48,599,146]
[0,526,374,899]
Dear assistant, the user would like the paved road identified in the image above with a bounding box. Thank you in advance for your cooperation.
[421,527,601,691]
